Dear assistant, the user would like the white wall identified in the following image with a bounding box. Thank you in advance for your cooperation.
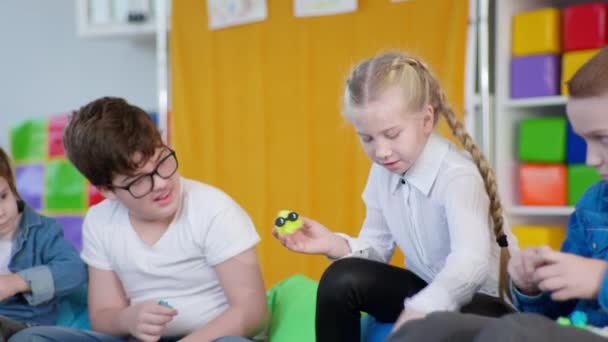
[0,0,157,151]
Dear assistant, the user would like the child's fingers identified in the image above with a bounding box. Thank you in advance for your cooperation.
[533,264,561,283]
[149,304,177,317]
[271,228,280,240]
[551,288,575,301]
[136,332,162,342]
[301,216,316,228]
[145,312,175,325]
[538,247,562,264]
[140,322,165,336]
[537,275,566,293]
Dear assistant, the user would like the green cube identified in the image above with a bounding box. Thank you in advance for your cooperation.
[10,119,47,162]
[45,160,86,211]
[568,165,601,206]
[519,117,566,163]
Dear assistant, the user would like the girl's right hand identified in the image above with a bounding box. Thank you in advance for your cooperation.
[272,216,349,258]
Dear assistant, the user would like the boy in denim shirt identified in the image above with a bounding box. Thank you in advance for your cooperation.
[388,48,608,342]
[0,147,86,342]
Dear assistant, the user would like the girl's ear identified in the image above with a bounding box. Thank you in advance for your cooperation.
[422,105,435,133]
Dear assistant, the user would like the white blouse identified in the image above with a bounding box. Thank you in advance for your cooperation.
[337,133,518,313]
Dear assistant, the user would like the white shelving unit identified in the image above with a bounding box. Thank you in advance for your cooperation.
[76,0,158,38]
[493,0,588,226]
[75,0,171,143]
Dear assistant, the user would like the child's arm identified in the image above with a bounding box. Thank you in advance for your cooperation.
[510,184,600,317]
[87,266,177,340]
[179,247,269,342]
[405,174,494,313]
[8,221,87,305]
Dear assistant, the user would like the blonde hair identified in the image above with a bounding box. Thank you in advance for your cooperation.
[567,47,608,98]
[343,52,511,299]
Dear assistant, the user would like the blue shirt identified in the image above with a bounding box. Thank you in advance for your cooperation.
[0,205,87,325]
[512,181,608,327]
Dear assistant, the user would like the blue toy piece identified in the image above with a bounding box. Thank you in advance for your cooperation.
[158,299,173,309]
[360,314,394,342]
[567,121,587,164]
[570,310,588,328]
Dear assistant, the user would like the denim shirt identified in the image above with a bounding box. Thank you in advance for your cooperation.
[511,180,608,327]
[0,204,87,325]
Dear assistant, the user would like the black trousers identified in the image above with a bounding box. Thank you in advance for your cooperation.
[387,312,608,342]
[315,258,514,342]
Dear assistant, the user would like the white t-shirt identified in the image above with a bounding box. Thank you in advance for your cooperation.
[81,178,261,337]
[0,239,12,275]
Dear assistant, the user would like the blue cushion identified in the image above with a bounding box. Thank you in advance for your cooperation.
[361,315,394,342]
[56,285,91,330]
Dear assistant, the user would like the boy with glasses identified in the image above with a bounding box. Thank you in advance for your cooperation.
[12,97,268,342]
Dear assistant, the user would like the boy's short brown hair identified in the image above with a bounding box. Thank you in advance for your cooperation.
[63,97,163,186]
[0,147,20,198]
[567,47,608,98]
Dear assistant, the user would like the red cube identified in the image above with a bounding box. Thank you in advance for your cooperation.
[563,3,608,51]
[519,164,567,206]
[48,115,69,157]
[88,184,105,206]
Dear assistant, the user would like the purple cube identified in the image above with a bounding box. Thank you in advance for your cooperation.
[511,54,561,98]
[54,216,84,251]
[15,164,44,210]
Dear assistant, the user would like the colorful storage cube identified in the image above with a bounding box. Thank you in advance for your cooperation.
[511,55,561,98]
[567,121,587,164]
[10,119,47,163]
[88,184,105,206]
[568,165,601,205]
[512,225,565,250]
[15,164,44,210]
[45,160,87,211]
[519,117,567,163]
[55,216,84,251]
[520,164,567,206]
[512,8,561,56]
[562,49,601,94]
[563,3,608,51]
[48,115,69,158]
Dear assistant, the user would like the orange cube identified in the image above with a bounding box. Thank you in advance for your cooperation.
[519,164,567,206]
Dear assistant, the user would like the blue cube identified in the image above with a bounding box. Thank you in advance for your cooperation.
[567,121,587,164]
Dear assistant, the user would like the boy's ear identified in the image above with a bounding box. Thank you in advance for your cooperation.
[96,186,117,200]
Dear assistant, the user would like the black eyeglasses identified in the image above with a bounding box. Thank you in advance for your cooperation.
[110,148,178,199]
[275,212,299,227]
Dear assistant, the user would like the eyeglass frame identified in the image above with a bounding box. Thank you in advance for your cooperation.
[107,148,179,199]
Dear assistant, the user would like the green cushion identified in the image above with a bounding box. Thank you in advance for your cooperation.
[519,117,566,163]
[267,275,318,342]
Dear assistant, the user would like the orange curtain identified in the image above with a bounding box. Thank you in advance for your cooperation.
[171,0,468,287]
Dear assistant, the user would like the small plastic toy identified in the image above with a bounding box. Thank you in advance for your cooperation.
[274,210,303,236]
[556,311,608,337]
[570,310,588,328]
[556,316,571,326]
[158,299,173,308]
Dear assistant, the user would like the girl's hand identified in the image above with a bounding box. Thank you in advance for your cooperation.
[272,216,350,258]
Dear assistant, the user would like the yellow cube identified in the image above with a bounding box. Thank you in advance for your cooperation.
[512,225,565,250]
[512,8,561,56]
[562,49,601,95]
